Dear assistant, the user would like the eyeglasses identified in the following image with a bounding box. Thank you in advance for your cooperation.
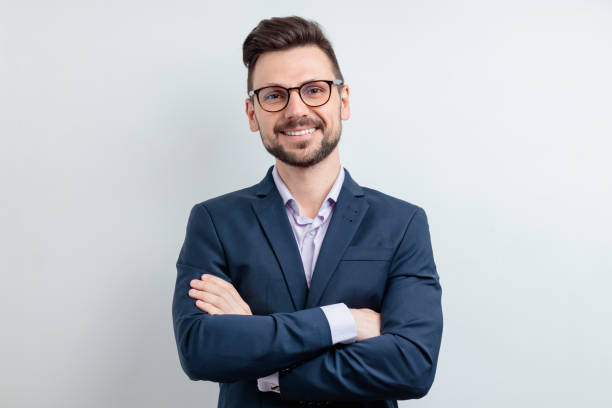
[248,79,343,112]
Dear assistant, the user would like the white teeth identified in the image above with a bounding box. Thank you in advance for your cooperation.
[283,127,316,136]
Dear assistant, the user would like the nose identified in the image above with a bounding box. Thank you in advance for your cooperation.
[283,88,311,118]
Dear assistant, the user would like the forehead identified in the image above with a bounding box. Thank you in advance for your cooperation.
[252,45,336,89]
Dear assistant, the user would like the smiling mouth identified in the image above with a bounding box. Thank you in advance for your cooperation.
[281,127,317,136]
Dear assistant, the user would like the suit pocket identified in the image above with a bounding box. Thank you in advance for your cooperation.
[341,246,394,261]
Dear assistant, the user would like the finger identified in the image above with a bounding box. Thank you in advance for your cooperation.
[193,275,228,292]
[201,275,236,295]
[195,282,235,313]
[189,288,207,300]
[189,289,229,311]
[196,279,234,309]
[199,275,226,295]
[195,300,223,315]
[202,275,251,314]
[190,279,206,290]
[200,276,248,313]
[193,275,251,315]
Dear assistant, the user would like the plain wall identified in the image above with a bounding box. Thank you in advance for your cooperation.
[1,1,611,407]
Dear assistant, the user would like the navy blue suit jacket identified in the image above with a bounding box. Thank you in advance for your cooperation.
[172,166,443,408]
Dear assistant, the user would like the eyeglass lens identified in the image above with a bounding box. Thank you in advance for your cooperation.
[258,81,331,111]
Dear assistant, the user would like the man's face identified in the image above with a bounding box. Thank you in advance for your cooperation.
[245,45,350,168]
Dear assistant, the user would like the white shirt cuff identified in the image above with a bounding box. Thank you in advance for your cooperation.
[257,371,280,393]
[320,303,358,344]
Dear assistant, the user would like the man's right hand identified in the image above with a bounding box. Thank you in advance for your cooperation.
[349,308,381,341]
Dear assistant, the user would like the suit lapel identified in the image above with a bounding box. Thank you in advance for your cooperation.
[306,169,369,308]
[250,166,307,312]
[250,166,369,310]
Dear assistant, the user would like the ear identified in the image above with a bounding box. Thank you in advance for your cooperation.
[245,98,259,132]
[340,85,350,120]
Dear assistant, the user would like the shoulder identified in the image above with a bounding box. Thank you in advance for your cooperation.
[342,168,427,223]
[361,186,426,222]
[191,183,259,216]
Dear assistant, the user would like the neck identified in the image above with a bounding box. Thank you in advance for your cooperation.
[275,148,341,218]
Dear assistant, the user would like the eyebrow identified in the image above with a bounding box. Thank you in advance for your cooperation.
[256,78,320,89]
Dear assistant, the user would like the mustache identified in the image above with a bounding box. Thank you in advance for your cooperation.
[274,117,323,133]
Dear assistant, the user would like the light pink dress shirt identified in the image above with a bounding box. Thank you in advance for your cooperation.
[256,165,358,393]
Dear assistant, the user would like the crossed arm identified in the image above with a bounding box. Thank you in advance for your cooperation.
[188,272,381,392]
[188,274,381,342]
[172,203,442,401]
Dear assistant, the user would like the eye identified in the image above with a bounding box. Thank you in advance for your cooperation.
[304,86,324,95]
[264,92,281,101]
[260,87,287,102]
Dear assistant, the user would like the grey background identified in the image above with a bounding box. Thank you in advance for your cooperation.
[1,1,611,407]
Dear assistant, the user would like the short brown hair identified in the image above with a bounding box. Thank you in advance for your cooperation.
[242,16,344,93]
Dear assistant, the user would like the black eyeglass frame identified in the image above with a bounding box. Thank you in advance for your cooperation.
[248,79,344,112]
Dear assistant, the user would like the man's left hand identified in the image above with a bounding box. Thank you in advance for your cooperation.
[189,274,252,316]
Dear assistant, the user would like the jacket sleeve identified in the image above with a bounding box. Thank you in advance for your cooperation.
[172,203,333,383]
[278,207,443,401]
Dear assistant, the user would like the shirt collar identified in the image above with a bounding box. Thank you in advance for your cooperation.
[272,164,345,208]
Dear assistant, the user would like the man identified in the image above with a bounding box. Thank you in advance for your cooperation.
[172,16,443,408]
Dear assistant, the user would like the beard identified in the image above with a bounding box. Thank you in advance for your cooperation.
[259,114,342,168]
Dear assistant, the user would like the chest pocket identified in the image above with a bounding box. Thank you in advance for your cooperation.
[326,245,394,310]
[341,245,394,261]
